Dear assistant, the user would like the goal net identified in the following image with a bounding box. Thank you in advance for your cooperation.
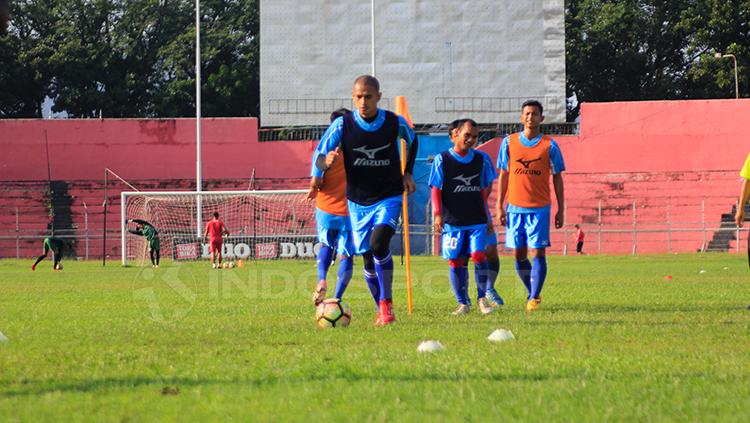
[120,190,315,266]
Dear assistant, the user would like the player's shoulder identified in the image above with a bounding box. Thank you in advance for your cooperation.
[475,149,492,161]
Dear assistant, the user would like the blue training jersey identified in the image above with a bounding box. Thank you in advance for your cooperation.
[312,109,415,178]
[496,132,565,213]
[429,149,497,232]
[312,109,416,206]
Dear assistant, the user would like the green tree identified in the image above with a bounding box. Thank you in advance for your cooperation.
[0,0,259,118]
[566,0,750,120]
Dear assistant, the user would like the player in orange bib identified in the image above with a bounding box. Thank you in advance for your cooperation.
[496,100,565,312]
[203,212,229,269]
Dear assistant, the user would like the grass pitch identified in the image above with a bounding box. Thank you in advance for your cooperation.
[1,254,749,422]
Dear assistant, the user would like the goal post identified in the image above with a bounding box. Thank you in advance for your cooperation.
[120,190,313,266]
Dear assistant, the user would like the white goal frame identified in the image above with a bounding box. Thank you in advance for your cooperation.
[121,190,309,266]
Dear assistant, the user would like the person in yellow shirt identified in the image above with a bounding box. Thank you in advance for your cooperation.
[735,152,750,274]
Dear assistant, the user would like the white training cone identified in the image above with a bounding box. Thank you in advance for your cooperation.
[488,329,516,342]
[0,330,7,342]
[417,340,444,353]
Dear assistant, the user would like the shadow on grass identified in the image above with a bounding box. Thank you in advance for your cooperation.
[0,372,555,398]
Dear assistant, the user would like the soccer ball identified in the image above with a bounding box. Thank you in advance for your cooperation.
[315,298,352,328]
[55,263,63,270]
[227,261,236,268]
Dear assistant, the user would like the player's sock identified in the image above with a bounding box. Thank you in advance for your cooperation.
[32,254,46,269]
[471,252,488,300]
[458,262,470,305]
[373,251,393,301]
[448,259,466,304]
[473,259,489,300]
[155,250,160,266]
[334,256,353,299]
[149,250,156,266]
[530,256,548,300]
[316,244,334,282]
[363,269,380,306]
[515,259,532,296]
[486,255,500,293]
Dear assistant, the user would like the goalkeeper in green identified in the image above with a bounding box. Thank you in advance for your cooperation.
[127,219,161,267]
[32,237,66,271]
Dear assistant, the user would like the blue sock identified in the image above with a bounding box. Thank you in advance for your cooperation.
[474,260,488,300]
[316,244,334,282]
[373,251,393,301]
[334,256,353,299]
[515,259,532,296]
[459,264,470,305]
[530,256,548,300]
[486,257,500,293]
[449,265,464,304]
[363,269,380,307]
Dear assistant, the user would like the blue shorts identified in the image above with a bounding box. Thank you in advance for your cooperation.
[315,209,354,257]
[348,196,402,254]
[505,211,551,249]
[441,226,488,259]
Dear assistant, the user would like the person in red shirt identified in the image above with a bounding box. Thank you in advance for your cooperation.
[203,212,229,269]
[574,224,585,255]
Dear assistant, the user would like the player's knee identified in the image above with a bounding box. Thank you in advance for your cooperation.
[530,248,546,258]
[362,252,375,272]
[370,225,395,258]
[449,258,465,268]
[470,251,487,264]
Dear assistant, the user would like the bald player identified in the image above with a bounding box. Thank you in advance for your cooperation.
[312,75,418,326]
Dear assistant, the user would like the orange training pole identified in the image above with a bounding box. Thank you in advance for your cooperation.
[394,96,414,314]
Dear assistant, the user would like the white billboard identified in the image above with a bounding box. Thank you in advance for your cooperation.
[260,0,565,126]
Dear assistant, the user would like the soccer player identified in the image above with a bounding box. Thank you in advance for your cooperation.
[574,224,585,254]
[735,151,750,273]
[203,212,229,269]
[495,100,565,312]
[126,219,160,267]
[31,236,65,271]
[308,108,358,306]
[312,75,418,326]
[430,118,497,315]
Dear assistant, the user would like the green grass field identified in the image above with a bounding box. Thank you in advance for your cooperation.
[1,254,749,422]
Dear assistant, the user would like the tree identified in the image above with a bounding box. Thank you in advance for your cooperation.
[566,0,750,120]
[0,0,259,118]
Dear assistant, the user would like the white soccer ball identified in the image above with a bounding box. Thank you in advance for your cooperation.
[55,263,63,270]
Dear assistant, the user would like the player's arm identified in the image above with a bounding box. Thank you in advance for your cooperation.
[127,229,143,236]
[311,120,343,178]
[306,176,322,201]
[428,155,443,233]
[496,171,509,226]
[130,218,153,226]
[221,222,229,237]
[495,137,510,226]
[736,177,750,227]
[481,152,498,233]
[399,116,418,194]
[203,223,209,240]
[553,173,565,229]
[550,140,566,229]
[431,187,444,233]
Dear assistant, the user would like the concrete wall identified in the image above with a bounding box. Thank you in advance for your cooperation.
[260,0,566,125]
[0,118,316,182]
